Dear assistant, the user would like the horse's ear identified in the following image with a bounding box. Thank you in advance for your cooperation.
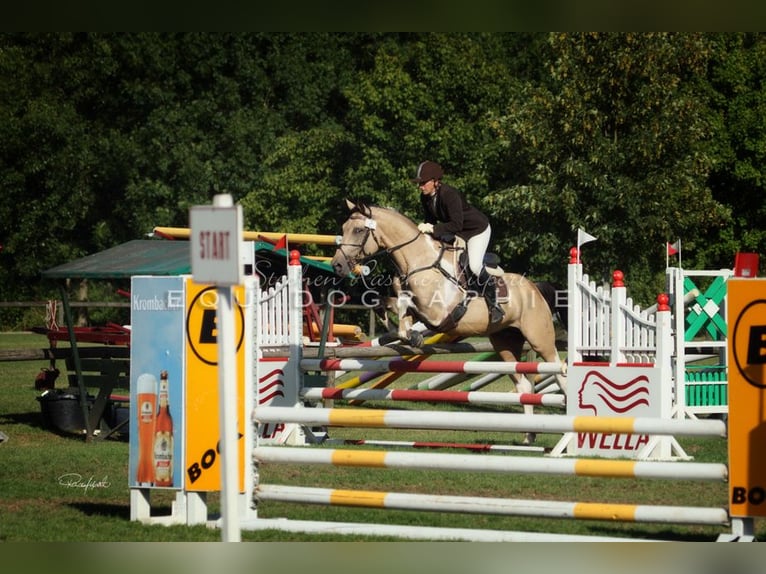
[346,198,372,216]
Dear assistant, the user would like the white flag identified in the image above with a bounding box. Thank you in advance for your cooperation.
[577,228,597,249]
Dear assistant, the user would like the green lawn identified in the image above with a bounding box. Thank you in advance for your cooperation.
[0,332,758,542]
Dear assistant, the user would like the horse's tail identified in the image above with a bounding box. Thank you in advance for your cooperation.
[535,281,567,331]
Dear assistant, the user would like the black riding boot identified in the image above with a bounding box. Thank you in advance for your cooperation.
[479,268,504,324]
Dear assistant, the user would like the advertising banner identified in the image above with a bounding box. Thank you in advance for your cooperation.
[184,279,247,492]
[567,365,662,458]
[129,276,185,489]
[727,278,766,518]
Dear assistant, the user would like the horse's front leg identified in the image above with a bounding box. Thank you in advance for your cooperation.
[395,290,413,340]
[512,374,537,446]
[492,332,537,445]
[373,297,394,332]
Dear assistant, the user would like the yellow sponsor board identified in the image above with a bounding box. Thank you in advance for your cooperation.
[184,279,247,492]
[728,278,766,517]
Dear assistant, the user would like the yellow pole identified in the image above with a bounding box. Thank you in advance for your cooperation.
[153,226,338,246]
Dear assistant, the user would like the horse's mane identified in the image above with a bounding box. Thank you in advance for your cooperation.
[349,200,418,230]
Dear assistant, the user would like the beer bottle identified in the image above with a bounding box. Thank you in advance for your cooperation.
[153,370,174,487]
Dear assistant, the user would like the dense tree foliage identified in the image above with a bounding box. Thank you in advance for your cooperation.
[486,33,731,299]
[1,32,764,326]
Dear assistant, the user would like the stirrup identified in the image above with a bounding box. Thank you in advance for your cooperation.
[489,305,504,324]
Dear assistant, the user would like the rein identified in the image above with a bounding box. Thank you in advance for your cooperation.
[338,208,465,290]
[367,223,453,286]
[336,213,421,272]
[397,241,464,289]
[337,205,473,332]
[382,234,466,294]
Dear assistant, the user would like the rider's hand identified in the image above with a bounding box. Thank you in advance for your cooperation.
[417,223,434,234]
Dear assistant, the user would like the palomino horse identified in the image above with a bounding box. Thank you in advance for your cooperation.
[331,200,567,444]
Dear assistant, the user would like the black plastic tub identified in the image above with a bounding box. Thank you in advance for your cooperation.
[36,388,93,435]
[105,400,130,440]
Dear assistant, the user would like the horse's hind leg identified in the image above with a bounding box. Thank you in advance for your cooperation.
[490,328,537,445]
[519,301,568,397]
[534,346,567,398]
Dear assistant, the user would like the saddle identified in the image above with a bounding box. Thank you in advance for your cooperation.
[438,233,508,302]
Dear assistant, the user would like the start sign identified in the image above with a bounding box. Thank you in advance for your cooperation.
[727,278,766,518]
[189,194,243,286]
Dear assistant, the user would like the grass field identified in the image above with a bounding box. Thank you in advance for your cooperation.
[0,331,760,543]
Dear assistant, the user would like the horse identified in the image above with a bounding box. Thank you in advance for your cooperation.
[331,200,567,444]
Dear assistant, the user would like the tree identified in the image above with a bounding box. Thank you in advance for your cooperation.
[2,33,764,328]
[705,32,766,267]
[340,33,519,219]
[485,33,732,302]
[0,34,105,303]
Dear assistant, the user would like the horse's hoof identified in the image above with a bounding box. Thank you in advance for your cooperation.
[522,432,537,446]
[408,331,424,348]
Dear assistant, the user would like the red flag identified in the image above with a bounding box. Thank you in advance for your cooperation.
[667,240,680,256]
[274,234,288,251]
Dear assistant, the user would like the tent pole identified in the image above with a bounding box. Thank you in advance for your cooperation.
[58,282,93,441]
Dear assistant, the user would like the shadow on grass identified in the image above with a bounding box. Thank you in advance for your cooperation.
[582,523,721,542]
[1,410,129,442]
[0,410,55,433]
[69,502,132,520]
[1,411,91,442]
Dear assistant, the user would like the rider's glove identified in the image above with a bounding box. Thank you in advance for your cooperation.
[417,223,434,234]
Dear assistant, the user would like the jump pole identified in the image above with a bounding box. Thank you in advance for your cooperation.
[153,225,339,246]
[334,332,451,391]
[302,358,565,375]
[332,438,544,453]
[237,517,644,542]
[253,446,727,481]
[350,348,494,397]
[301,387,565,407]
[253,405,727,437]
[407,351,497,391]
[256,484,728,526]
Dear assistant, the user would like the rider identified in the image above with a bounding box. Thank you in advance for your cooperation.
[411,160,504,324]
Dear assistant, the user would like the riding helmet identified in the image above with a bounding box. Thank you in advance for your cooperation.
[411,160,444,183]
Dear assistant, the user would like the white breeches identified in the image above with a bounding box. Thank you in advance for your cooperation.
[466,225,491,277]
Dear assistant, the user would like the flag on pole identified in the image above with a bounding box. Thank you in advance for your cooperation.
[274,234,288,252]
[577,228,597,250]
[273,234,290,269]
[665,239,682,269]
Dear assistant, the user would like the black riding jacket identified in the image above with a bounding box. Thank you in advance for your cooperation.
[420,183,489,241]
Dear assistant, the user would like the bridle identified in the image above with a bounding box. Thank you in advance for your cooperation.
[335,210,420,276]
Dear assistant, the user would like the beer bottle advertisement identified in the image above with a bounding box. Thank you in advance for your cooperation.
[129,276,185,490]
[153,370,174,487]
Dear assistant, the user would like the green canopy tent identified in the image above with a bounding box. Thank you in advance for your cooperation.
[41,239,340,440]
[41,240,193,440]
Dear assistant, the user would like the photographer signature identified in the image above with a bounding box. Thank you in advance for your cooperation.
[57,473,111,493]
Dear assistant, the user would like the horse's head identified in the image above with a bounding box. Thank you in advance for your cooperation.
[331,199,383,277]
